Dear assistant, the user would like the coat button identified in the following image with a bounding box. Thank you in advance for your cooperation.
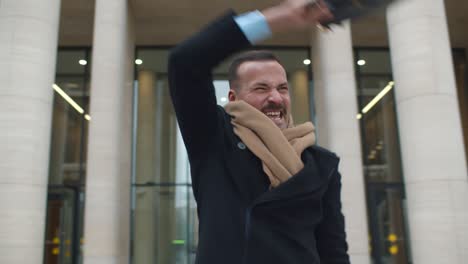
[237,142,246,150]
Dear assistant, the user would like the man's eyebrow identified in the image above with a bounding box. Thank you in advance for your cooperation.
[252,82,288,87]
[252,82,270,87]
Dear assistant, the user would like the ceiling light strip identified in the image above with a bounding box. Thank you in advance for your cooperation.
[361,81,394,114]
[52,84,91,121]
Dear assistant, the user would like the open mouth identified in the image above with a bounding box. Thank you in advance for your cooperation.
[264,110,283,123]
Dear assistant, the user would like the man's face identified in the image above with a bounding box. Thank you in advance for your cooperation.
[228,60,291,129]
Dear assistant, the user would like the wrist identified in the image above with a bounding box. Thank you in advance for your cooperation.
[261,0,333,34]
[262,5,289,34]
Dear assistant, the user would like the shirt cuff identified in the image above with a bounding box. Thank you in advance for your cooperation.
[234,10,272,44]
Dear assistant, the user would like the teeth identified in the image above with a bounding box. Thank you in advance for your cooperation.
[265,111,280,117]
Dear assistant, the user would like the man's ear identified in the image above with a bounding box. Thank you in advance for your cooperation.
[228,89,237,102]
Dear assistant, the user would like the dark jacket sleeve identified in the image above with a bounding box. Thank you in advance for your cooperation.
[168,10,251,161]
[315,168,351,264]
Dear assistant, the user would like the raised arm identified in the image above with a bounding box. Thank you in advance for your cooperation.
[168,11,251,158]
[168,1,333,158]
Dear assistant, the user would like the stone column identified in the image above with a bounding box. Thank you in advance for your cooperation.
[311,23,370,264]
[387,0,468,263]
[0,0,61,263]
[82,1,135,263]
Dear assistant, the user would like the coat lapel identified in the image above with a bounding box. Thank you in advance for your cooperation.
[222,114,263,206]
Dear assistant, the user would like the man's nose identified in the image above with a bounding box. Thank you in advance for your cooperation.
[267,89,283,104]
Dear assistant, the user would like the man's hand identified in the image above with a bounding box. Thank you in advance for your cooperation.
[262,0,334,34]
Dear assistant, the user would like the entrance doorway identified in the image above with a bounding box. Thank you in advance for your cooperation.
[367,183,411,264]
[44,187,83,264]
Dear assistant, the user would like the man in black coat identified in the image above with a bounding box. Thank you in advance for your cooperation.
[168,1,351,263]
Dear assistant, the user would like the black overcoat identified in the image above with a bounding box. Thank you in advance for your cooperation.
[168,10,350,264]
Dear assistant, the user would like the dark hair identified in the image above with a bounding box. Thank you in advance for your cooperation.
[228,50,282,91]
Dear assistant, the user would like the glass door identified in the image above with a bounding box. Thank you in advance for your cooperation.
[44,187,82,264]
[366,184,411,264]
[354,48,412,264]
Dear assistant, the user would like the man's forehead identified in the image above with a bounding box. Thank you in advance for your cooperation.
[237,60,287,77]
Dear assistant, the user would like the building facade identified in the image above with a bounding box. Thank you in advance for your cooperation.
[0,0,467,264]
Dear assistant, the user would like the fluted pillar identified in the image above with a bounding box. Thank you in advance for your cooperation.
[83,1,135,263]
[311,23,370,264]
[387,0,468,263]
[0,0,61,263]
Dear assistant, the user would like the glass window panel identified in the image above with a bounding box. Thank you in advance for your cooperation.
[133,185,193,264]
[367,187,411,264]
[134,75,183,185]
[359,76,392,96]
[359,78,402,183]
[356,50,392,74]
[188,189,197,264]
[46,48,90,264]
[56,50,88,75]
[452,49,468,167]
[356,50,403,183]
[49,49,90,185]
[44,188,77,264]
[355,48,411,264]
[55,76,88,95]
[136,49,170,74]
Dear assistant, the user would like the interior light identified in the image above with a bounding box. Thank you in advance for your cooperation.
[172,240,185,245]
[52,84,84,114]
[388,234,398,243]
[357,59,366,66]
[361,81,395,114]
[79,59,87,66]
[135,59,143,65]
[356,113,362,120]
[220,97,227,102]
[52,84,92,121]
[303,59,311,65]
[389,245,399,255]
[65,82,79,89]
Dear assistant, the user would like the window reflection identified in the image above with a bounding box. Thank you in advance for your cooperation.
[355,49,411,264]
[133,185,195,264]
[45,48,90,264]
[49,50,90,185]
[453,50,468,166]
[367,186,409,264]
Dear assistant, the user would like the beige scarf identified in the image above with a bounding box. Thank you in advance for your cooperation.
[224,101,316,188]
